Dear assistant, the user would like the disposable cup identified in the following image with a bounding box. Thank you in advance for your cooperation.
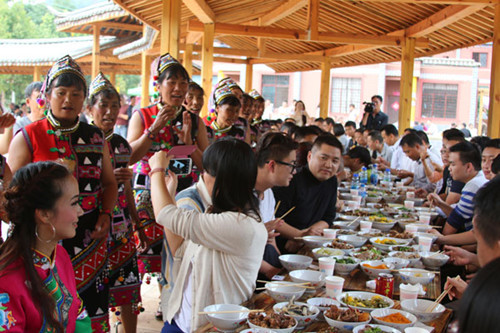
[347,201,359,209]
[323,229,338,239]
[325,276,345,298]
[419,236,433,252]
[406,191,415,199]
[405,224,419,234]
[404,200,415,209]
[350,189,359,196]
[352,195,362,204]
[419,214,431,224]
[319,257,336,276]
[360,221,373,232]
[400,284,419,301]
[396,182,404,188]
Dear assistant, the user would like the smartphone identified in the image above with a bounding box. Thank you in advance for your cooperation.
[168,145,197,157]
[168,158,192,176]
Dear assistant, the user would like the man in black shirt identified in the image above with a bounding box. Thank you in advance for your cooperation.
[273,133,342,253]
[360,95,388,131]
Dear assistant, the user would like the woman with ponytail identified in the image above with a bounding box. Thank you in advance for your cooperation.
[0,161,91,332]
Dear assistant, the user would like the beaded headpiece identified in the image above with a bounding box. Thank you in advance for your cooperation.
[213,85,236,106]
[88,72,118,101]
[248,89,264,101]
[152,53,182,98]
[217,77,240,90]
[38,55,86,108]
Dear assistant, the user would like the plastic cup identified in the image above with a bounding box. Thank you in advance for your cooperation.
[405,328,430,333]
[419,214,431,224]
[352,195,362,204]
[404,200,415,209]
[350,189,359,196]
[405,224,419,234]
[347,201,359,209]
[319,257,336,276]
[325,276,345,298]
[323,229,338,239]
[406,191,415,199]
[360,221,373,232]
[419,236,433,252]
[400,284,419,301]
[396,181,404,188]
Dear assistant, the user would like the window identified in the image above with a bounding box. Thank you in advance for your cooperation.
[421,83,458,119]
[261,75,290,107]
[330,78,361,114]
[472,52,488,67]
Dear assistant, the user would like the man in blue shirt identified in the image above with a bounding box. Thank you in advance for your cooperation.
[360,95,388,131]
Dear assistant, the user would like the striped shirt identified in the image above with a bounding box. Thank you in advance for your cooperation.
[447,171,488,231]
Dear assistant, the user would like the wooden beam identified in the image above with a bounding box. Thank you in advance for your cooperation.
[160,0,172,55]
[260,0,308,25]
[201,23,214,117]
[78,54,140,65]
[99,21,143,32]
[169,0,181,58]
[245,63,253,92]
[307,0,319,40]
[112,0,160,31]
[184,43,193,77]
[109,72,116,86]
[488,4,500,138]
[354,0,497,4]
[186,31,203,44]
[398,38,416,132]
[319,61,331,118]
[92,23,101,79]
[183,0,215,24]
[33,66,41,82]
[141,52,151,108]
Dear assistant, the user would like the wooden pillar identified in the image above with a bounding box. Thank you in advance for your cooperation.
[398,37,416,132]
[245,63,253,92]
[319,60,330,118]
[488,4,500,138]
[92,23,101,79]
[141,52,151,108]
[308,0,319,40]
[201,23,214,117]
[184,44,193,77]
[160,0,180,58]
[33,66,41,82]
[109,72,116,86]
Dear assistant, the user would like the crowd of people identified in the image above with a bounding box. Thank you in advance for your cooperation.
[0,53,498,333]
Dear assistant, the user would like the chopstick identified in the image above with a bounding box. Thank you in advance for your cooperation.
[278,206,295,220]
[346,216,362,227]
[425,276,459,313]
[199,309,264,315]
[273,201,281,217]
[428,250,443,258]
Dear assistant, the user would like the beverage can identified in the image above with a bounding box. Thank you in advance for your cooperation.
[375,273,394,298]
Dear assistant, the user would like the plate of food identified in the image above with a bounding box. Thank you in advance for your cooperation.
[370,237,411,251]
[323,305,371,331]
[248,312,297,333]
[337,291,394,312]
[352,245,385,261]
[325,239,355,254]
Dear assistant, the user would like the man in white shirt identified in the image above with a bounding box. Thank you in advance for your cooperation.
[379,124,412,175]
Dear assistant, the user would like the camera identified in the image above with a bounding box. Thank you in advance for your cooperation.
[363,101,375,113]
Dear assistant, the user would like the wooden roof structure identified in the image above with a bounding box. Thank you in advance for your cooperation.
[111,0,500,137]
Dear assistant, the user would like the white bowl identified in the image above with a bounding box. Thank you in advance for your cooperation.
[335,257,361,275]
[353,324,402,333]
[411,224,432,232]
[336,213,359,221]
[279,254,313,271]
[371,220,397,232]
[338,234,367,247]
[265,282,306,302]
[302,236,331,248]
[323,241,355,255]
[240,329,277,333]
[383,257,409,270]
[366,195,383,203]
[400,299,446,323]
[399,268,435,285]
[413,232,438,244]
[273,302,319,329]
[414,207,439,218]
[306,297,341,321]
[289,270,325,288]
[203,304,249,332]
[419,251,449,269]
[311,247,344,260]
[337,291,394,312]
[370,237,411,251]
[248,313,297,333]
[360,260,393,278]
[357,229,385,239]
[333,220,359,230]
[324,306,372,331]
[371,308,417,330]
[388,251,421,266]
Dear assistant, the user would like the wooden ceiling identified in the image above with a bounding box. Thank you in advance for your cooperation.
[112,0,498,72]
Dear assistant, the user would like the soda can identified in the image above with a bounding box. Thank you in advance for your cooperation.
[375,273,394,298]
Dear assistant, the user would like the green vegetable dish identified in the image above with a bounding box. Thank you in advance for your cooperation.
[336,257,357,264]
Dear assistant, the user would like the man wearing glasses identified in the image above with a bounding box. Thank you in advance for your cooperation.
[273,133,342,254]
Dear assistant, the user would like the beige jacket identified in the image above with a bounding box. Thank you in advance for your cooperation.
[157,204,267,331]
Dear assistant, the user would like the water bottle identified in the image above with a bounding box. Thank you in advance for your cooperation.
[359,184,367,203]
[351,173,360,190]
[384,168,392,182]
[370,164,379,185]
[360,167,368,185]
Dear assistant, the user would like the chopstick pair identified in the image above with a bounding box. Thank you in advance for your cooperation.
[272,201,296,221]
[199,309,264,315]
[425,276,459,312]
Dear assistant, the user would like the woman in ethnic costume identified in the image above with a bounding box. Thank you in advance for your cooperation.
[0,161,91,332]
[206,85,244,143]
[249,89,271,136]
[7,55,118,332]
[87,73,146,333]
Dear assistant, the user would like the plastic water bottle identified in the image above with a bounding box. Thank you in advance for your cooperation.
[384,168,392,182]
[359,184,367,203]
[351,173,360,190]
[360,167,368,185]
[370,164,379,185]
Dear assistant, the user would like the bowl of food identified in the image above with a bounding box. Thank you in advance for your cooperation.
[371,308,417,330]
[240,328,277,333]
[358,229,385,239]
[325,239,355,255]
[265,282,306,302]
[289,270,325,289]
[353,324,402,333]
[337,229,357,236]
[333,220,359,230]
[337,291,394,312]
[399,268,435,285]
[370,237,411,251]
[306,297,340,321]
[414,207,439,218]
[312,247,345,260]
[323,305,372,331]
[411,224,432,232]
[388,251,421,267]
[419,251,450,269]
[338,234,367,247]
[366,195,383,203]
[387,230,414,240]
[248,312,297,333]
[203,304,249,332]
[302,236,332,249]
[273,301,319,329]
[278,254,313,271]
[371,221,397,232]
[335,257,361,275]
[360,260,393,278]
[352,246,385,261]
[336,213,360,221]
[413,232,438,244]
[400,299,446,323]
[383,257,409,270]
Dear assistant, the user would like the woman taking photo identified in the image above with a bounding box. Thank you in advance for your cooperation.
[148,139,268,332]
[0,161,91,332]
[7,55,118,331]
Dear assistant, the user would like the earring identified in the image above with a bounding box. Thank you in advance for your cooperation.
[35,223,56,243]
